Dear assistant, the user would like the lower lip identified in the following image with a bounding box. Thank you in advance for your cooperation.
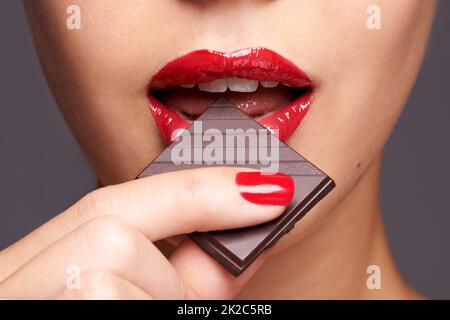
[148,91,312,143]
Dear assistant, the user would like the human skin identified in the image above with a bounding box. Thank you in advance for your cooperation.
[0,0,436,299]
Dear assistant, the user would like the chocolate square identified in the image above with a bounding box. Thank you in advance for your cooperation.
[137,98,335,276]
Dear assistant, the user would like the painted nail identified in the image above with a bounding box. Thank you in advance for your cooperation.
[235,171,295,206]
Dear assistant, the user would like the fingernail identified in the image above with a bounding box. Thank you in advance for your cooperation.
[235,171,295,206]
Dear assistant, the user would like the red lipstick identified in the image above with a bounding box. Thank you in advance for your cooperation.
[148,47,313,143]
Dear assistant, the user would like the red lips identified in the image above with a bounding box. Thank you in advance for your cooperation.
[148,47,313,143]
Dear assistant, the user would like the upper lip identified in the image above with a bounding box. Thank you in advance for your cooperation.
[148,47,312,90]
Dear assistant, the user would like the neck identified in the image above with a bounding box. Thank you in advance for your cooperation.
[237,156,420,299]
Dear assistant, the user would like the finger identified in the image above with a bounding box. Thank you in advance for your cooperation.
[0,216,184,299]
[1,168,291,276]
[170,238,273,299]
[77,168,290,239]
[53,270,153,300]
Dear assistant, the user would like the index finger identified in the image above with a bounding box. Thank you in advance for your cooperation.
[1,168,293,277]
[77,167,293,241]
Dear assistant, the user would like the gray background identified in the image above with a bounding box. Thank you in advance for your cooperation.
[1,1,449,299]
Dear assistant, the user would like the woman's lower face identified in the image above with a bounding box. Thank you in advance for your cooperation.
[23,0,436,251]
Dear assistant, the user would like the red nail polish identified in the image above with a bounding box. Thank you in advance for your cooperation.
[236,171,295,206]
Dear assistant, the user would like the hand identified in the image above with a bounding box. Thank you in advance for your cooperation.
[0,168,292,299]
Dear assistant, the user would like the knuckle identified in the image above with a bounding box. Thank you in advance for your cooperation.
[80,270,122,300]
[182,171,209,208]
[180,170,218,231]
[77,186,122,218]
[82,216,139,267]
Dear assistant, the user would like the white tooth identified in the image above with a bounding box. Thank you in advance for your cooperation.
[198,79,228,92]
[260,81,279,88]
[282,82,294,87]
[228,78,259,92]
[180,84,195,88]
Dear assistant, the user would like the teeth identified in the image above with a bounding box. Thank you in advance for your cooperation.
[198,79,228,92]
[260,81,279,88]
[180,84,195,88]
[282,82,294,87]
[191,78,292,92]
[227,78,259,92]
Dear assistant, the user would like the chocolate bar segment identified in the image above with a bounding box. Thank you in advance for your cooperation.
[137,98,335,276]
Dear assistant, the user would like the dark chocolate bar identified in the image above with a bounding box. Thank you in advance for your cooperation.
[137,98,335,276]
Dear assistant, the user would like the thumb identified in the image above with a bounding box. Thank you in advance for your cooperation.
[170,239,273,299]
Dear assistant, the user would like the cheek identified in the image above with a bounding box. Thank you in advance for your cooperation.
[23,2,186,184]
[312,0,434,177]
[277,0,435,247]
[24,1,188,183]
